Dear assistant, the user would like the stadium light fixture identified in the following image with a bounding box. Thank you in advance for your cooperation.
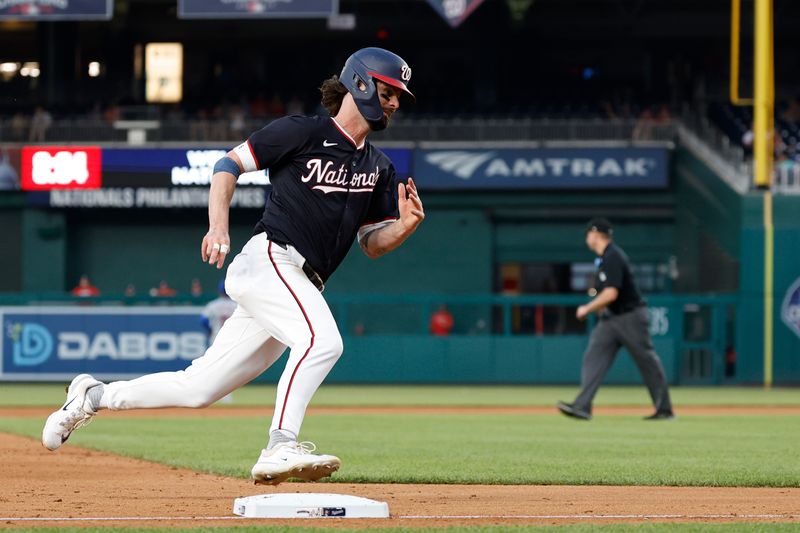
[20,61,39,77]
[0,62,19,81]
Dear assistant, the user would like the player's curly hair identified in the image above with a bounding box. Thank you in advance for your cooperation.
[319,75,348,116]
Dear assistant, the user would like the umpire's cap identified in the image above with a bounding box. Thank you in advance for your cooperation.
[339,47,414,131]
[586,217,613,235]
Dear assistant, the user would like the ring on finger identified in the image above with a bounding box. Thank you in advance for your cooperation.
[212,243,221,251]
[219,244,230,254]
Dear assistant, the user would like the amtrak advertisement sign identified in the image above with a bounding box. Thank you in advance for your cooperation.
[1,307,207,381]
[414,147,669,189]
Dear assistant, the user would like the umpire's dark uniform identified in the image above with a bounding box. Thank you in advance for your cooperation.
[558,219,674,420]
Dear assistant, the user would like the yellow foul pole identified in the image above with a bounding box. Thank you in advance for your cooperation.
[729,0,752,105]
[754,0,774,387]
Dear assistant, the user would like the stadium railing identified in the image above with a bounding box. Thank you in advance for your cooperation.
[0,291,738,384]
[3,114,796,193]
[0,117,677,143]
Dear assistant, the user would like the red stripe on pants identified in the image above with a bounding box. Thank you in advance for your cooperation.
[267,241,315,429]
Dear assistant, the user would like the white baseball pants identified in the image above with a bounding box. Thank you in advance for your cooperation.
[103,232,343,437]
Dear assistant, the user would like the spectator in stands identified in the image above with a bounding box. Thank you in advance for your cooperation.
[741,127,785,157]
[164,105,184,121]
[777,151,795,172]
[655,104,672,123]
[150,280,177,297]
[190,278,203,297]
[600,101,617,120]
[249,92,269,118]
[266,93,285,116]
[632,104,671,141]
[725,345,737,378]
[10,112,27,141]
[200,279,238,404]
[430,304,454,336]
[71,275,100,297]
[28,105,52,142]
[103,102,121,124]
[124,283,136,297]
[209,104,228,140]
[229,104,247,140]
[632,106,654,141]
[286,96,305,115]
[190,108,212,141]
[87,102,103,121]
[775,150,797,187]
[780,97,800,124]
[0,149,19,190]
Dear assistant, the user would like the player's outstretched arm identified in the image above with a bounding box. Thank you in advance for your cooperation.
[201,151,242,269]
[360,177,424,259]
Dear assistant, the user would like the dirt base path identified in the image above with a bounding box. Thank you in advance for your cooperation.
[1,432,798,529]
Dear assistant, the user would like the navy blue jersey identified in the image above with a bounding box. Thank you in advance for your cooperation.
[232,115,399,281]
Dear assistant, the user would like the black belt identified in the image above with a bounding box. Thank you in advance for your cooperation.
[270,240,325,292]
[603,301,645,318]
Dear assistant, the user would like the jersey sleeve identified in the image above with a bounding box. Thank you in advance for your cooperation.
[602,251,624,289]
[232,116,308,172]
[357,164,399,244]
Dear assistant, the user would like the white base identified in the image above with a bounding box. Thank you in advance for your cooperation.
[233,493,390,518]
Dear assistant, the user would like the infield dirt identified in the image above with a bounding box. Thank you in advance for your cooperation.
[1,406,799,529]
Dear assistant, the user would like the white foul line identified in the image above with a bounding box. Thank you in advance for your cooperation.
[0,514,798,522]
[0,517,243,522]
[399,514,800,520]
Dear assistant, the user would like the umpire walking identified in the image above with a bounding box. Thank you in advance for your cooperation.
[557,218,674,421]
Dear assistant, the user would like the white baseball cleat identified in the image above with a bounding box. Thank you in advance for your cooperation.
[251,441,341,486]
[41,373,102,451]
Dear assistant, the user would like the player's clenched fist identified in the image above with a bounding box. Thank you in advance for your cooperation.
[202,228,231,269]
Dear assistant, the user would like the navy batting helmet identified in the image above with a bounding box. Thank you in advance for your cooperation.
[339,47,414,131]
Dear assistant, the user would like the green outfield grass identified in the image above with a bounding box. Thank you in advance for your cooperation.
[2,385,799,531]
[1,409,798,486]
[1,383,799,407]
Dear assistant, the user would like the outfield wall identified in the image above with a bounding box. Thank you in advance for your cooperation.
[0,295,730,385]
[672,147,800,384]
[2,141,799,384]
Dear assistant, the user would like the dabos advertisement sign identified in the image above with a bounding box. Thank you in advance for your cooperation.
[1,307,207,380]
[21,146,102,190]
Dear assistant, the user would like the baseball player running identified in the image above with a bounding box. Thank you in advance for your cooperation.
[42,48,424,485]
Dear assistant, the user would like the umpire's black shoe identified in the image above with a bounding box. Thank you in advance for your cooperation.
[643,410,675,420]
[556,401,592,420]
